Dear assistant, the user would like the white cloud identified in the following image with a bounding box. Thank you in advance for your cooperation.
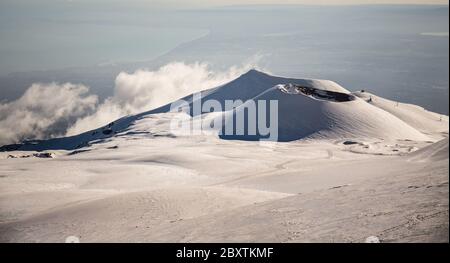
[0,60,262,145]
[66,60,261,136]
[0,83,98,145]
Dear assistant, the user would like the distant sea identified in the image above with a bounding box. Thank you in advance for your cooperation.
[0,4,448,114]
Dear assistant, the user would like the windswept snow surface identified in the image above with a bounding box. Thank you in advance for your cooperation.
[0,70,448,242]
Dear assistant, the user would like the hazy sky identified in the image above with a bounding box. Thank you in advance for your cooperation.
[2,0,448,9]
[81,0,449,5]
[56,0,450,10]
[131,0,449,8]
[171,0,448,5]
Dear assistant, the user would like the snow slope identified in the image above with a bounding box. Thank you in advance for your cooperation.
[354,91,449,139]
[0,70,448,243]
[219,84,430,141]
[1,70,444,151]
[408,138,449,162]
[0,132,447,242]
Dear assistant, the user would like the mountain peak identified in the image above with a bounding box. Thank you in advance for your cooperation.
[242,69,269,77]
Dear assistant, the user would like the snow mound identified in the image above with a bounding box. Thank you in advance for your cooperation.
[408,138,449,162]
[353,91,449,137]
[219,83,430,142]
[0,70,442,151]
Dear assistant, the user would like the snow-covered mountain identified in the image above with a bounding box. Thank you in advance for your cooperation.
[0,70,448,243]
[1,69,447,151]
